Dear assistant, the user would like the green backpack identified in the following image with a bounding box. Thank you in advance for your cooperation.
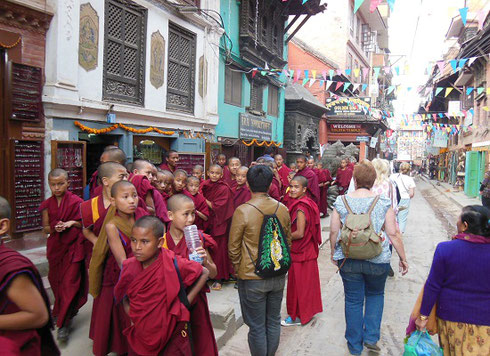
[339,195,383,261]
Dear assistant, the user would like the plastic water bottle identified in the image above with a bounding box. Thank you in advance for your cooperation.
[184,225,203,264]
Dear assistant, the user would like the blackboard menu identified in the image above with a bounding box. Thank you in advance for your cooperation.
[178,153,205,175]
[13,140,44,232]
[8,62,43,122]
[52,141,86,198]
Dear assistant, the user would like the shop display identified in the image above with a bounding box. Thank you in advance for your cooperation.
[8,62,43,122]
[51,141,86,198]
[178,153,205,175]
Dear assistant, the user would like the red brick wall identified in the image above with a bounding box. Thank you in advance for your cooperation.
[0,24,46,68]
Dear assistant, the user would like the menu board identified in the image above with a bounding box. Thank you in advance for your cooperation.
[178,153,205,175]
[8,62,43,122]
[51,141,86,198]
[12,140,44,232]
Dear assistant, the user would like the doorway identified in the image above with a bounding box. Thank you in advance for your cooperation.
[79,133,121,179]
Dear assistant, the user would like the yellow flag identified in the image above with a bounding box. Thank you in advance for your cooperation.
[311,70,317,80]
[445,87,453,97]
[354,68,360,77]
[486,87,490,95]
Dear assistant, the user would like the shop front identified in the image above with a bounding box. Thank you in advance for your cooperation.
[464,141,489,198]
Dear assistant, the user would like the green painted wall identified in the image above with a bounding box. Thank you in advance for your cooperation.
[216,0,287,145]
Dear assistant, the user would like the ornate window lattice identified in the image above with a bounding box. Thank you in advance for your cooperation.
[267,85,279,117]
[167,22,196,114]
[250,80,263,112]
[103,0,147,105]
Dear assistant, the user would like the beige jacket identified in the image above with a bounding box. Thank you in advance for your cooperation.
[228,194,292,280]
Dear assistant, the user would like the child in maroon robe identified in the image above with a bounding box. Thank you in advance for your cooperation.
[192,164,205,184]
[159,149,179,172]
[172,169,189,195]
[130,159,157,214]
[0,196,60,356]
[316,162,332,217]
[275,154,291,196]
[201,164,235,290]
[282,176,323,326]
[187,176,209,231]
[217,153,232,183]
[335,158,353,195]
[89,181,148,356]
[82,162,129,270]
[165,194,218,355]
[88,147,127,199]
[295,155,321,207]
[114,216,209,355]
[155,170,174,201]
[40,169,87,342]
[224,157,241,189]
[233,166,252,209]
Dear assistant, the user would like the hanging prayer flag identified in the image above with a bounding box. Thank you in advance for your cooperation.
[362,83,368,91]
[311,70,317,80]
[383,66,391,74]
[438,113,444,118]
[373,67,381,78]
[387,0,395,12]
[345,68,352,76]
[353,83,360,92]
[343,82,352,92]
[302,78,309,86]
[354,68,360,77]
[468,57,477,66]
[450,60,458,73]
[387,85,395,94]
[466,87,474,95]
[370,0,382,12]
[477,87,484,95]
[487,87,490,95]
[336,69,343,76]
[319,80,324,88]
[362,67,370,81]
[354,0,365,13]
[326,80,333,89]
[483,106,489,111]
[252,70,257,78]
[435,87,444,95]
[436,61,445,73]
[322,70,327,81]
[459,7,469,26]
[445,87,453,97]
[458,58,468,68]
[304,70,309,79]
[289,69,294,78]
[407,87,412,91]
[329,69,334,80]
[335,81,343,91]
[309,78,316,87]
[478,10,486,30]
[394,66,400,76]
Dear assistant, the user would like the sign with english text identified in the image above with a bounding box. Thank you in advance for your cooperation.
[239,113,272,141]
[325,97,371,116]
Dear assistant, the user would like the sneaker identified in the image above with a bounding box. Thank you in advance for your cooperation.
[281,316,301,327]
[363,342,381,352]
[57,326,69,343]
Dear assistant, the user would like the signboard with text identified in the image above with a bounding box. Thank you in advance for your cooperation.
[329,124,362,133]
[325,97,371,116]
[239,113,272,141]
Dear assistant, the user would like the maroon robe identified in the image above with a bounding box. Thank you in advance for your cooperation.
[189,191,209,231]
[233,185,251,209]
[201,179,234,280]
[277,165,291,195]
[88,170,100,199]
[285,196,322,324]
[313,168,329,216]
[295,167,320,207]
[269,177,281,201]
[39,191,87,328]
[114,249,203,355]
[0,244,60,356]
[159,163,175,173]
[89,208,148,356]
[165,231,218,356]
[81,194,110,269]
[335,168,353,195]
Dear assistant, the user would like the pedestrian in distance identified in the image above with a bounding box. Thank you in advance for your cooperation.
[390,162,415,233]
[479,164,490,208]
[40,168,87,343]
[295,155,321,207]
[329,160,408,355]
[415,205,490,356]
[114,216,210,355]
[229,164,292,356]
[0,196,60,356]
[334,158,353,196]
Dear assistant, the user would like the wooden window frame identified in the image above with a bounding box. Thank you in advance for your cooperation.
[224,66,243,107]
[267,85,279,117]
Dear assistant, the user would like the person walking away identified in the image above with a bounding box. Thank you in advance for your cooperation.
[329,160,408,355]
[479,166,490,208]
[390,162,415,233]
[334,158,353,195]
[229,165,292,356]
[415,205,490,355]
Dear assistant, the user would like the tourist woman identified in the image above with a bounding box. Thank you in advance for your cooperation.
[329,160,408,355]
[416,205,490,355]
[390,162,415,233]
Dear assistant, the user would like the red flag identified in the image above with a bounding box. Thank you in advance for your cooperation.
[335,81,343,91]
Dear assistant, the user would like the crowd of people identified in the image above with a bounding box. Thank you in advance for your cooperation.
[0,145,489,356]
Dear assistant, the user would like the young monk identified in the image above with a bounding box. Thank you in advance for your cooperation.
[165,194,218,355]
[289,162,297,171]
[192,164,205,183]
[173,169,189,195]
[155,170,174,200]
[201,164,235,290]
[217,153,231,183]
[295,155,320,208]
[282,176,323,326]
[89,180,148,356]
[334,158,353,195]
[316,162,332,218]
[275,154,291,196]
[187,176,209,231]
[114,216,210,355]
[82,162,128,270]
[0,197,60,356]
[224,157,241,189]
[159,149,179,172]
[260,161,282,200]
[233,166,252,209]
[130,159,156,214]
[40,169,87,342]
[88,147,127,199]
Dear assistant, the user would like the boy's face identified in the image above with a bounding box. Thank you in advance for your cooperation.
[112,185,138,215]
[104,168,129,190]
[217,155,226,167]
[168,201,195,230]
[192,168,203,180]
[236,170,247,186]
[208,166,223,182]
[275,155,284,167]
[296,158,306,171]
[164,176,174,193]
[229,159,241,176]
[150,166,158,184]
[48,175,69,198]
[155,173,166,192]
[131,227,164,263]
[317,163,323,170]
[187,180,200,195]
[289,180,307,199]
[307,159,315,169]
[340,160,347,169]
[173,174,187,192]
[134,163,154,182]
[167,152,179,167]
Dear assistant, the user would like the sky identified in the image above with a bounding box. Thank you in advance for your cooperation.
[388,0,471,117]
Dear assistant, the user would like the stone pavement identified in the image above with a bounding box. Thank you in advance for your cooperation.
[420,175,482,208]
[220,178,449,355]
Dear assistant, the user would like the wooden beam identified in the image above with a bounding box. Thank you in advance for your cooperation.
[285,14,311,43]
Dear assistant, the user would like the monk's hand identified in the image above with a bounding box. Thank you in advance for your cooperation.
[55,222,65,232]
[195,246,207,265]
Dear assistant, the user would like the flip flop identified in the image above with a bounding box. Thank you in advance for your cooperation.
[211,282,222,291]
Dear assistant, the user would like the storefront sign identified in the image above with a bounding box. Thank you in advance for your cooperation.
[239,113,272,141]
[369,136,378,148]
[325,97,371,116]
[433,131,448,148]
[356,136,370,142]
[329,124,362,133]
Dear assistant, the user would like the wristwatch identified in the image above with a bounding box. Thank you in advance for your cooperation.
[419,315,428,321]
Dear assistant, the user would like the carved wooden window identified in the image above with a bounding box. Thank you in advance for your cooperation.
[225,66,242,107]
[250,80,263,112]
[267,85,279,117]
[103,0,147,105]
[167,22,196,114]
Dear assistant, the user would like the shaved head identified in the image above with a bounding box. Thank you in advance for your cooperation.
[217,153,226,159]
[228,157,240,164]
[132,159,151,171]
[274,154,283,159]
[237,166,249,173]
[167,193,194,212]
[193,165,204,172]
[187,176,200,184]
[159,170,174,178]
[296,155,307,162]
[209,164,222,172]
[99,162,127,179]
[0,196,11,219]
[101,148,126,165]
[174,169,188,178]
[133,216,165,240]
[48,168,68,180]
[291,175,308,188]
[104,145,119,151]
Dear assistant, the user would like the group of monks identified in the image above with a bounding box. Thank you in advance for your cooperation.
[0,145,350,356]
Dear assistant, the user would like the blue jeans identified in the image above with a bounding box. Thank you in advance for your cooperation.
[397,198,411,233]
[237,276,286,356]
[339,259,390,355]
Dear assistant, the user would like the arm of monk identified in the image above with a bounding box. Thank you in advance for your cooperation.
[83,227,98,245]
[41,209,51,235]
[106,222,128,268]
[291,210,306,240]
[228,208,246,271]
[186,267,210,304]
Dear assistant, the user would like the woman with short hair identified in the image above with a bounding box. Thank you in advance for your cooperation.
[390,162,415,233]
[330,160,408,355]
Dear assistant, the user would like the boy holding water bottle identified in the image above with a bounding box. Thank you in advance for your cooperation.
[165,194,219,356]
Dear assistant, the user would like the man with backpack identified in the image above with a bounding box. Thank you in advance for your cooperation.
[229,165,292,356]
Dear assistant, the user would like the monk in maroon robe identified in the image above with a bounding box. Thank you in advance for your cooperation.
[223,157,241,190]
[39,170,87,337]
[201,164,235,289]
[0,241,60,356]
[283,176,323,325]
[275,154,291,196]
[88,147,127,199]
[159,149,178,172]
[114,216,209,355]
[187,176,209,231]
[233,166,251,209]
[295,155,320,207]
[335,158,353,195]
[269,176,282,200]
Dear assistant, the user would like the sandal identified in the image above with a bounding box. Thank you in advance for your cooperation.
[211,281,222,291]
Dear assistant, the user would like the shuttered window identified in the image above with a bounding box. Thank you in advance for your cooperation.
[267,85,279,117]
[224,66,242,106]
[250,81,263,112]
[103,0,146,105]
[167,22,196,114]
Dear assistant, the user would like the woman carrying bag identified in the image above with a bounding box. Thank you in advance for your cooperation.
[390,162,415,233]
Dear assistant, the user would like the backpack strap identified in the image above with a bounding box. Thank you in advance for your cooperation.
[173,257,192,311]
[341,195,354,214]
[367,195,380,215]
[245,202,264,215]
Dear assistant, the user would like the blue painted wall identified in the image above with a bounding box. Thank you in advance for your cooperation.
[217,0,287,146]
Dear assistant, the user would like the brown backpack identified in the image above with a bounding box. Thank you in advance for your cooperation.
[339,195,383,261]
